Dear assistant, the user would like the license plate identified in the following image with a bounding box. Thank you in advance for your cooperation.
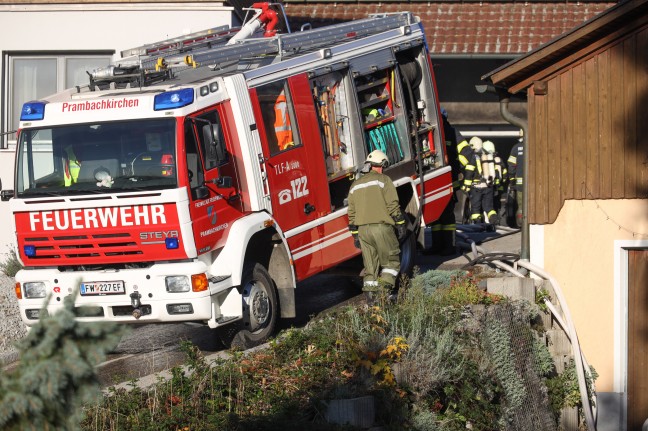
[80,281,125,296]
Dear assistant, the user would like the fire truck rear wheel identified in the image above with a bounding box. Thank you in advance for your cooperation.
[235,262,278,349]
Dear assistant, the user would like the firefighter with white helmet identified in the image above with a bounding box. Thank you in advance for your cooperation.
[452,133,475,224]
[482,140,495,155]
[465,136,499,224]
[483,140,507,223]
[469,136,483,152]
[348,150,407,304]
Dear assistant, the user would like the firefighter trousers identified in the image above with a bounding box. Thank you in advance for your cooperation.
[358,223,400,292]
[469,186,497,223]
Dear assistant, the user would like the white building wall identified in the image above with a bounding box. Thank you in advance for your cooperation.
[0,3,235,53]
[0,2,236,260]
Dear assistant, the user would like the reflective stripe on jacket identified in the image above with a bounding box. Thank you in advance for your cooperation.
[348,170,401,226]
[274,94,293,150]
[507,142,524,190]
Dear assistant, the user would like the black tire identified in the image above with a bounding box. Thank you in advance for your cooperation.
[218,263,278,350]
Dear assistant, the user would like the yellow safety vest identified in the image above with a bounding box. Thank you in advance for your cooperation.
[64,146,81,186]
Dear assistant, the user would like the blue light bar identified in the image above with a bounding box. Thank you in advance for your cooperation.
[154,88,194,111]
[24,245,36,257]
[20,101,47,121]
[165,238,179,250]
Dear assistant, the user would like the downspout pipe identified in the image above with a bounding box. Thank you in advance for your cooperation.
[475,84,529,259]
[497,93,529,260]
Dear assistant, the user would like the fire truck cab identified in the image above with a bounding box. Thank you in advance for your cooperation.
[4,7,452,347]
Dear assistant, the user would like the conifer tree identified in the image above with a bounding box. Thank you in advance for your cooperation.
[0,290,125,430]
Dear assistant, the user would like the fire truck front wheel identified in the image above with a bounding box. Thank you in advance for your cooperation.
[234,262,278,349]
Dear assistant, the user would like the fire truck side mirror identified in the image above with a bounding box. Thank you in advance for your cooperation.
[214,175,232,188]
[1,190,13,201]
[194,186,210,200]
[201,123,229,167]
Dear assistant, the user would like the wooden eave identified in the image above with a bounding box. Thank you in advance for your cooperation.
[483,0,648,94]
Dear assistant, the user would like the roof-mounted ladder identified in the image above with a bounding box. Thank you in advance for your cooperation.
[163,13,413,71]
[90,12,414,88]
[120,25,242,59]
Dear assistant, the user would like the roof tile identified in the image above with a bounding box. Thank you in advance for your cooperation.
[285,2,615,54]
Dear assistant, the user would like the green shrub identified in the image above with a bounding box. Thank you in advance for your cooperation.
[0,248,22,277]
[546,358,599,414]
[0,291,125,430]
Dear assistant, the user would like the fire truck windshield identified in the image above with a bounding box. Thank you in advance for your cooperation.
[15,119,177,197]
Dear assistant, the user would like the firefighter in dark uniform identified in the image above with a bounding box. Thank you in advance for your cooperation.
[348,150,406,303]
[483,140,507,224]
[456,136,475,223]
[428,109,458,255]
[465,137,499,224]
[507,133,524,228]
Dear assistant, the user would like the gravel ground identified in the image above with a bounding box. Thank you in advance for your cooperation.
[0,273,27,365]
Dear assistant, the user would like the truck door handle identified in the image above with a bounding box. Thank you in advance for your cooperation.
[304,203,315,215]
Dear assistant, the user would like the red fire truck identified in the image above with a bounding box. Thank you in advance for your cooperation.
[3,4,452,347]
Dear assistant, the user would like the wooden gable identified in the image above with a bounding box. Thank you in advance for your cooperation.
[484,0,648,224]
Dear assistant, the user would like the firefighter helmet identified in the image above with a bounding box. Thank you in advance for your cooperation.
[482,140,495,154]
[469,136,483,151]
[366,150,389,167]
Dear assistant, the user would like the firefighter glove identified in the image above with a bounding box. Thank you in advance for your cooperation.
[395,221,407,241]
[352,233,361,249]
[349,225,361,249]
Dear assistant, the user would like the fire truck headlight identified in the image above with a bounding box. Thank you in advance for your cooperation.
[24,245,36,257]
[154,88,194,111]
[24,282,47,298]
[165,276,190,293]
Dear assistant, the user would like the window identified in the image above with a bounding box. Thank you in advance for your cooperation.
[193,110,227,171]
[256,80,300,156]
[183,119,206,195]
[2,53,112,148]
[15,119,177,197]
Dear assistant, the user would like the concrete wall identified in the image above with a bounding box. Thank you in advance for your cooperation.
[0,2,235,261]
[531,199,648,393]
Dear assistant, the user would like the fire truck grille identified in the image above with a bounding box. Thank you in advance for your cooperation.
[24,233,143,260]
